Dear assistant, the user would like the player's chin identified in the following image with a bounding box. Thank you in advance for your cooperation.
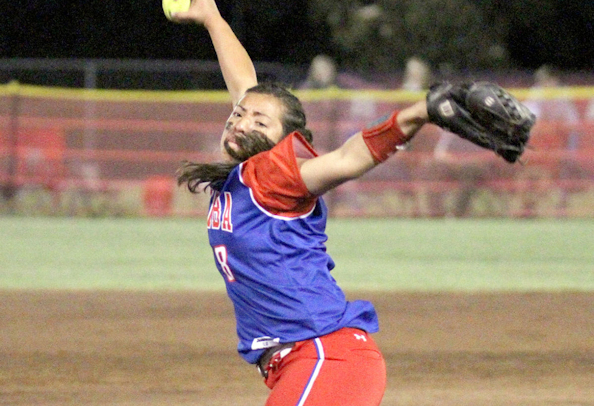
[223,140,248,163]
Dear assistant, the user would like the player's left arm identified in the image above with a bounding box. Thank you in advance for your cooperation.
[299,100,428,196]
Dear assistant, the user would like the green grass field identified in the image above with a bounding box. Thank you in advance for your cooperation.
[1,216,593,291]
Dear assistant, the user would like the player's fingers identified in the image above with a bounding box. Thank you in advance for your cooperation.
[169,11,195,23]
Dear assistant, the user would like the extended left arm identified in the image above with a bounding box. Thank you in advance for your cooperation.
[299,100,428,196]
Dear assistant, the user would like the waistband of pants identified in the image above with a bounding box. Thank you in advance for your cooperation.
[256,342,295,379]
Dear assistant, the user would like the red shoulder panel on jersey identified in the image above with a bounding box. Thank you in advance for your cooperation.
[241,132,318,217]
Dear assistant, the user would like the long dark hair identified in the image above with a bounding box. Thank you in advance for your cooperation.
[177,83,312,193]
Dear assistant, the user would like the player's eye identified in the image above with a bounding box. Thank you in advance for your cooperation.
[256,122,267,127]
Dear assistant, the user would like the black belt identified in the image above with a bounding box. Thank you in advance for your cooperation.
[256,342,295,379]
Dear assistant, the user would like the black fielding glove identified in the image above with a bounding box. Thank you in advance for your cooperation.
[426,81,536,163]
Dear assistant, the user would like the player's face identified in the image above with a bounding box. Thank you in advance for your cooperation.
[221,92,285,162]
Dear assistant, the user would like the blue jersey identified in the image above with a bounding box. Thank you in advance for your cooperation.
[206,132,379,364]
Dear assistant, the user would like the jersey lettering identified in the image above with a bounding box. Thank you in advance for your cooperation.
[214,245,236,282]
[221,192,233,232]
[207,192,222,229]
[208,191,234,232]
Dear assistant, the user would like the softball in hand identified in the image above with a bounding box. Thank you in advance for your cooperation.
[163,0,191,21]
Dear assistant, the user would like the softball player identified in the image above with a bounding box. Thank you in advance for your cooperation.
[173,1,430,404]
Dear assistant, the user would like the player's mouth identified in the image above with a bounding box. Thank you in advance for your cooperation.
[223,131,275,162]
[225,134,240,149]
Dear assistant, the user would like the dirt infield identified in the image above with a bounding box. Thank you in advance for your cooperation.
[1,290,593,406]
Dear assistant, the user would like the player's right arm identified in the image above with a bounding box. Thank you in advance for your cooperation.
[172,0,258,105]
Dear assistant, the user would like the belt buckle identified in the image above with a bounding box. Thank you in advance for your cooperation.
[257,363,267,379]
[257,346,292,379]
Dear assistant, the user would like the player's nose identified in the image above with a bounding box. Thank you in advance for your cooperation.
[233,117,251,133]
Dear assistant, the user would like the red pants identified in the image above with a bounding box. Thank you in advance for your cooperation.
[264,328,386,406]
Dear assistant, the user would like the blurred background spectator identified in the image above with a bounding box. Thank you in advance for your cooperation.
[521,65,582,217]
[401,57,432,92]
[405,57,495,218]
[423,133,493,218]
[300,54,338,90]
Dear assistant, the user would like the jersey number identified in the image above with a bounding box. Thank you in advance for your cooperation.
[214,245,236,282]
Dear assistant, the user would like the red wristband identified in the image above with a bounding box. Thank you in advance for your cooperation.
[362,111,411,163]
